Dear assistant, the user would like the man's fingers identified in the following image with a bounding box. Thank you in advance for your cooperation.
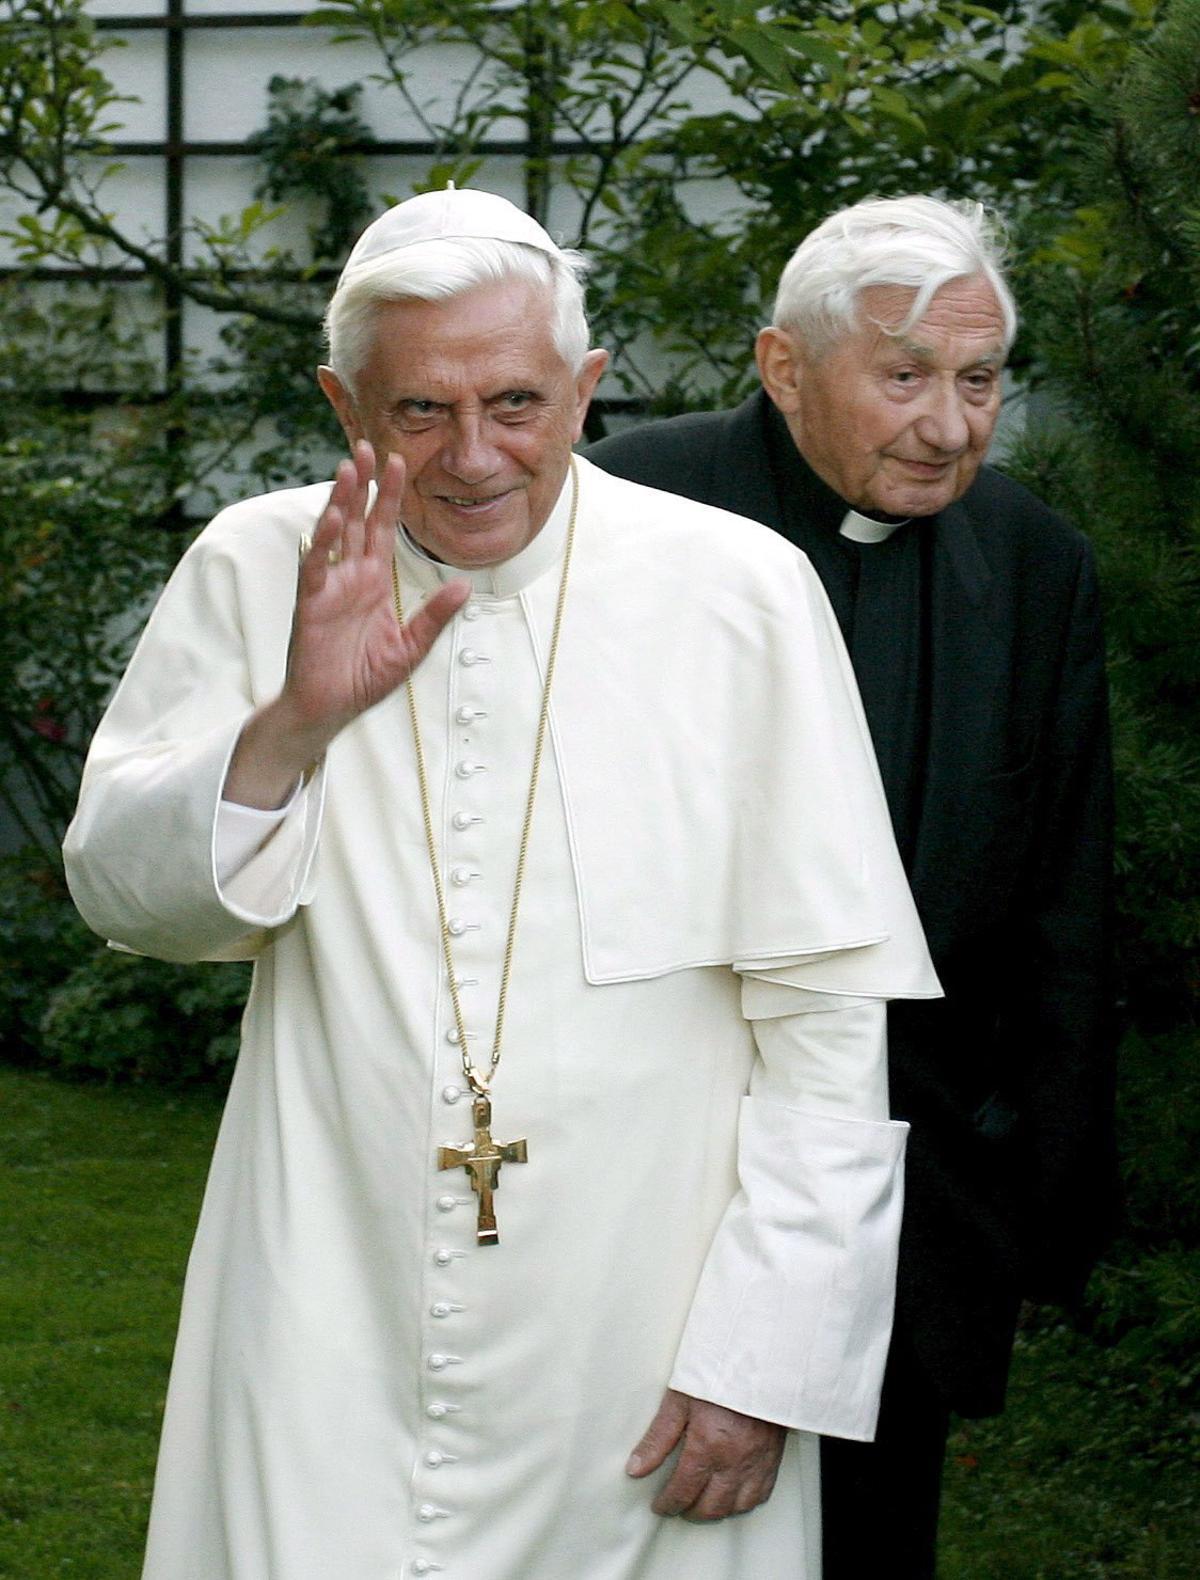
[641,1395,786,1523]
[650,1449,710,1516]
[352,437,374,489]
[340,441,374,560]
[366,450,406,561]
[626,1389,690,1479]
[653,1450,778,1522]
[679,1459,781,1523]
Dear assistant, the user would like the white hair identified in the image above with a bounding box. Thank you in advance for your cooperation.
[324,237,592,390]
[772,195,1018,355]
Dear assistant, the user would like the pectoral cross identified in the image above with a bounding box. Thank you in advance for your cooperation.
[437,1094,528,1246]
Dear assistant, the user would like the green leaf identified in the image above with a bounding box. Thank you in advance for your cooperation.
[783,31,844,79]
[655,0,708,46]
[730,27,793,86]
[868,84,928,136]
[961,57,1005,88]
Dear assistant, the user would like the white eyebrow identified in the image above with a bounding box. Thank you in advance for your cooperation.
[895,339,1006,368]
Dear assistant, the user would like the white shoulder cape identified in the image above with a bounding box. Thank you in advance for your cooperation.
[67,456,937,1001]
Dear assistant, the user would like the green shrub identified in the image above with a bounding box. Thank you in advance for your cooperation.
[0,850,94,1063]
[38,947,250,1087]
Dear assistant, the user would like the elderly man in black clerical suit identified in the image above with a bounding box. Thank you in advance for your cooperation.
[588,194,1116,1579]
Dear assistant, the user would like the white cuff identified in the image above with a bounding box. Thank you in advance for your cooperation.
[215,785,300,884]
[211,762,325,926]
[669,1097,908,1440]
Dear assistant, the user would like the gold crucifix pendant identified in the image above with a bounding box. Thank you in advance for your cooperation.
[437,1094,528,1246]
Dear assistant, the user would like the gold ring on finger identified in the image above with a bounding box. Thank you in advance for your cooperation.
[327,547,344,566]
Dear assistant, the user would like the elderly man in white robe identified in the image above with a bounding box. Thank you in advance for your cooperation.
[64,188,939,1580]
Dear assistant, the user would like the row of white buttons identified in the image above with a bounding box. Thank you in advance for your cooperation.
[410,624,496,1577]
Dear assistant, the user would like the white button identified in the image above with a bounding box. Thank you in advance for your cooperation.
[427,1354,449,1371]
[425,1449,445,1467]
[454,760,484,779]
[441,1084,463,1104]
[446,918,479,936]
[426,1402,448,1419]
[410,1560,434,1575]
[436,1194,458,1212]
[458,648,489,666]
[417,1501,447,1522]
[455,705,487,723]
[430,1301,461,1318]
[452,812,483,831]
[445,1028,463,1044]
[433,1249,464,1267]
[462,604,481,621]
[450,866,478,887]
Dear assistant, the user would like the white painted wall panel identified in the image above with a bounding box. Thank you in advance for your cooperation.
[87,0,165,18]
[93,32,169,140]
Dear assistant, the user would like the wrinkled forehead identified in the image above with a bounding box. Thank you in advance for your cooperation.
[852,277,1009,357]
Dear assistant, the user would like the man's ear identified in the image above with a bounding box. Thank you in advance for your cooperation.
[755,327,804,415]
[317,366,363,448]
[571,348,609,442]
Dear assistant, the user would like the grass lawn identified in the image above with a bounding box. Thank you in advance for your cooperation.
[1,1064,1196,1578]
[940,1319,1199,1579]
[0,1068,220,1580]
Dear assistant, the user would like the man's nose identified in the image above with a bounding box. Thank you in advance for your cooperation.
[914,382,970,453]
[441,417,501,481]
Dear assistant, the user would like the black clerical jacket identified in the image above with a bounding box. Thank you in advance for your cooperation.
[588,391,1116,1416]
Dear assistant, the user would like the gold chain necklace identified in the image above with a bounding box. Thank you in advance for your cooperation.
[390,458,579,1245]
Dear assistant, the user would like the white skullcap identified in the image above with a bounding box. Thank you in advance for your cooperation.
[338,187,567,281]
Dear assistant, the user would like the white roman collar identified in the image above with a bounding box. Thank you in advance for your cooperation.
[839,508,908,544]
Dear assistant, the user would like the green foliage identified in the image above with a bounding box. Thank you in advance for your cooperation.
[303,0,1115,409]
[0,853,93,1062]
[247,76,375,262]
[1111,1027,1200,1249]
[1002,0,1200,1019]
[0,851,248,1086]
[39,948,249,1086]
[937,1023,1200,1578]
[0,286,181,849]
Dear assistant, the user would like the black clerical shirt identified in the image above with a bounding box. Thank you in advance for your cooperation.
[764,404,931,868]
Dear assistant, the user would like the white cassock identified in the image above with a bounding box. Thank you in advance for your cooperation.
[64,455,940,1580]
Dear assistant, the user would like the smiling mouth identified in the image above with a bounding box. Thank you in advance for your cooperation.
[890,456,957,475]
[437,491,514,510]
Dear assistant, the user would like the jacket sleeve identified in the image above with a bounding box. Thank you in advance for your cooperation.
[669,983,907,1440]
[1009,538,1117,1302]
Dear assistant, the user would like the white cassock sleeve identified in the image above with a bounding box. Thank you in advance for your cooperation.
[668,979,906,1442]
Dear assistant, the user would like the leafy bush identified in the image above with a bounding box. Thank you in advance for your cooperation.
[1,848,249,1085]
[39,946,250,1087]
[1005,0,1200,1023]
[0,851,94,1062]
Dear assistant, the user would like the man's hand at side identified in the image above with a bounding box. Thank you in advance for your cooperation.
[225,440,469,809]
[626,1388,786,1522]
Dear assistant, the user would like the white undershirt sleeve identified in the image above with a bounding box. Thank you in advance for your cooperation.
[214,789,299,885]
[668,984,907,1441]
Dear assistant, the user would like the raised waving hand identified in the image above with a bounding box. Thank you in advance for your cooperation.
[226,441,469,808]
